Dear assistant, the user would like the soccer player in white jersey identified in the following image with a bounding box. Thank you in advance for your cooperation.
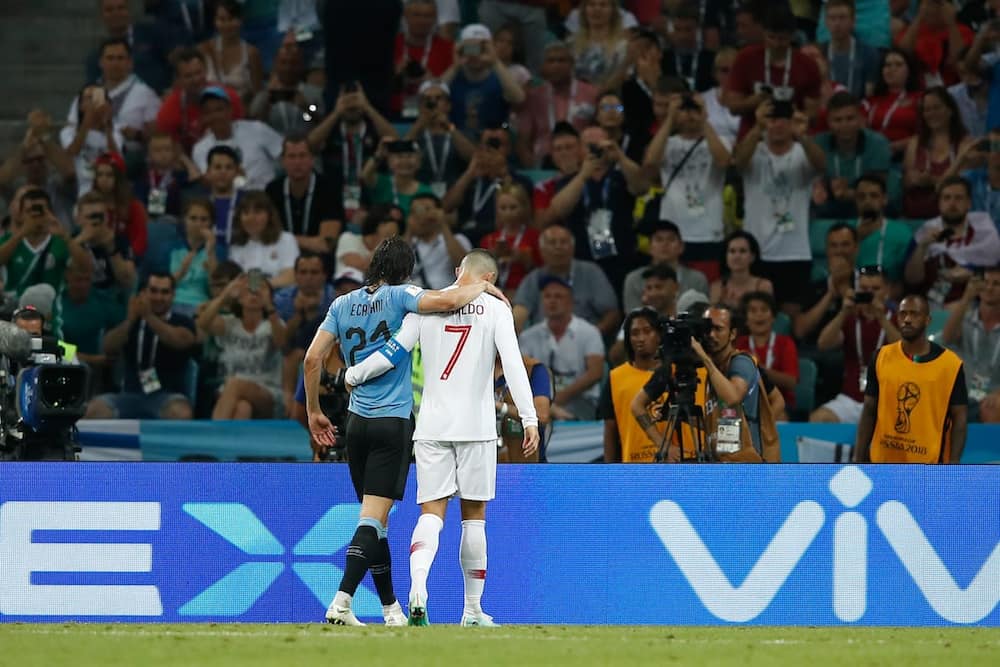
[346,250,540,627]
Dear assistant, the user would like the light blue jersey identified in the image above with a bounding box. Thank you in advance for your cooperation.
[320,283,424,418]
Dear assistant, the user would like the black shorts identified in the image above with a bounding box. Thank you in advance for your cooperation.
[344,412,414,501]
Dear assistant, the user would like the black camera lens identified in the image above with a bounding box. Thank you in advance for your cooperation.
[486,137,502,150]
[588,143,604,158]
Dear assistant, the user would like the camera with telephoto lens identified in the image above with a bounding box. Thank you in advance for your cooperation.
[657,313,713,404]
[316,367,349,462]
[0,336,89,461]
[853,291,874,305]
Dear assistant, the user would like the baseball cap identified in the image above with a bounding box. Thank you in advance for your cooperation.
[418,79,451,97]
[94,151,126,175]
[640,218,682,238]
[333,267,365,286]
[460,23,492,42]
[17,284,57,323]
[537,274,572,292]
[677,289,710,315]
[199,86,231,105]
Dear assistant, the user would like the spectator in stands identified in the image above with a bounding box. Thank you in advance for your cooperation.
[61,85,124,198]
[479,183,541,298]
[797,45,845,135]
[249,37,321,136]
[517,42,598,169]
[81,38,162,153]
[941,266,1000,422]
[533,122,583,211]
[86,0,177,93]
[477,0,550,74]
[600,308,665,462]
[308,82,398,220]
[643,92,730,281]
[61,258,123,384]
[624,220,710,313]
[811,265,900,423]
[133,132,199,220]
[905,176,1000,307]
[896,0,973,88]
[85,272,197,420]
[662,4,716,93]
[443,124,534,245]
[192,87,283,190]
[703,48,742,146]
[709,229,774,309]
[393,0,455,119]
[265,133,344,255]
[595,91,645,164]
[545,125,645,293]
[334,204,402,275]
[844,174,912,285]
[949,51,989,139]
[404,193,471,289]
[91,151,148,258]
[513,224,621,337]
[156,48,245,154]
[570,0,629,91]
[0,111,77,232]
[492,23,535,89]
[198,274,287,419]
[733,102,825,313]
[865,48,923,159]
[362,138,435,219]
[0,189,91,335]
[814,92,893,220]
[608,263,679,365]
[444,24,526,137]
[794,222,858,365]
[228,191,299,288]
[903,87,974,219]
[723,5,821,138]
[169,199,217,318]
[820,0,881,100]
[518,275,605,421]
[958,127,1000,224]
[494,352,553,463]
[734,2,766,47]
[402,81,476,197]
[198,0,264,106]
[204,146,242,258]
[147,0,214,45]
[274,252,334,323]
[73,190,136,296]
[736,290,799,419]
[620,30,663,147]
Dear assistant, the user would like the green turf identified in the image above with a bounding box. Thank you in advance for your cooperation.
[2,624,999,666]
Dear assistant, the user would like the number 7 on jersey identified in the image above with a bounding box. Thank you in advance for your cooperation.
[440,324,472,380]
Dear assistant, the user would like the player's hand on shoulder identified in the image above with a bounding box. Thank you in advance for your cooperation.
[483,281,511,308]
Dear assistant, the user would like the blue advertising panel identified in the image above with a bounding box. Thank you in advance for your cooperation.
[0,464,998,625]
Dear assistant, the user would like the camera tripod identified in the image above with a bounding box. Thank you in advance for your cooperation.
[654,393,713,463]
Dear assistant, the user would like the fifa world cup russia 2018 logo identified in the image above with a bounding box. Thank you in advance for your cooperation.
[895,382,921,434]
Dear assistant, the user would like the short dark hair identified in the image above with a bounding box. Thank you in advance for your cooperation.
[367,236,416,286]
[294,251,328,273]
[899,293,930,315]
[855,172,887,194]
[622,307,662,363]
[762,5,797,34]
[827,221,858,242]
[740,290,777,318]
[282,130,312,154]
[99,37,131,58]
[938,175,972,199]
[709,302,744,334]
[144,271,176,290]
[551,121,580,140]
[207,145,241,166]
[216,0,244,19]
[362,204,402,236]
[671,4,699,22]
[655,75,689,95]
[21,188,52,209]
[827,91,860,113]
[173,47,206,71]
[410,193,442,210]
[641,264,678,283]
[826,0,855,15]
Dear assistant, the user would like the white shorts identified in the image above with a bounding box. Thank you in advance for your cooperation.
[819,393,864,424]
[414,439,497,505]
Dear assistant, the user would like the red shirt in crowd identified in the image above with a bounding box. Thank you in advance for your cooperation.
[863,91,921,147]
[479,225,542,293]
[156,84,244,153]
[727,44,822,138]
[392,33,455,116]
[110,198,149,258]
[735,332,800,407]
[895,22,974,87]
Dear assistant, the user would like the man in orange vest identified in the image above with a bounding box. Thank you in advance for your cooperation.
[854,294,968,463]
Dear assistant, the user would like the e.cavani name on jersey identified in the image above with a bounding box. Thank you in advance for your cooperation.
[350,299,385,317]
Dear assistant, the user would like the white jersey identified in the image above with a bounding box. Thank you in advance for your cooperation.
[345,288,538,442]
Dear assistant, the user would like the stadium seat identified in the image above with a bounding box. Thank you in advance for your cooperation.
[141,218,183,280]
[774,312,792,335]
[522,169,557,185]
[794,358,818,417]
[927,308,950,342]
[184,358,199,405]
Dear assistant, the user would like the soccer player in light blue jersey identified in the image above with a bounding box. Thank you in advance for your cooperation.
[304,236,506,627]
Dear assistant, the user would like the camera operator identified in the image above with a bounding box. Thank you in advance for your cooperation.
[690,304,781,462]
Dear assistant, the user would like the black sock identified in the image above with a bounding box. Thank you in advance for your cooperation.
[369,537,396,606]
[338,525,378,597]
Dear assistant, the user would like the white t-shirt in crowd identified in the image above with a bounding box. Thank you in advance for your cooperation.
[704,87,741,146]
[59,124,127,198]
[518,315,605,418]
[192,120,284,190]
[742,141,817,262]
[67,75,161,139]
[411,233,472,290]
[334,232,370,275]
[229,231,300,279]
[658,134,730,243]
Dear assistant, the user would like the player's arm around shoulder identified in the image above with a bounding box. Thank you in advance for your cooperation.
[344,311,422,387]
[416,281,509,313]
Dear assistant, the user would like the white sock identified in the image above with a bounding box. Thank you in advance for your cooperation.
[331,590,352,610]
[460,519,487,615]
[409,513,443,604]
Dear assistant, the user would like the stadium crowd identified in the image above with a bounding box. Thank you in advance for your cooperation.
[1,0,999,462]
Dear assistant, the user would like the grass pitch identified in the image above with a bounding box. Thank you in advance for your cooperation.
[2,624,998,666]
